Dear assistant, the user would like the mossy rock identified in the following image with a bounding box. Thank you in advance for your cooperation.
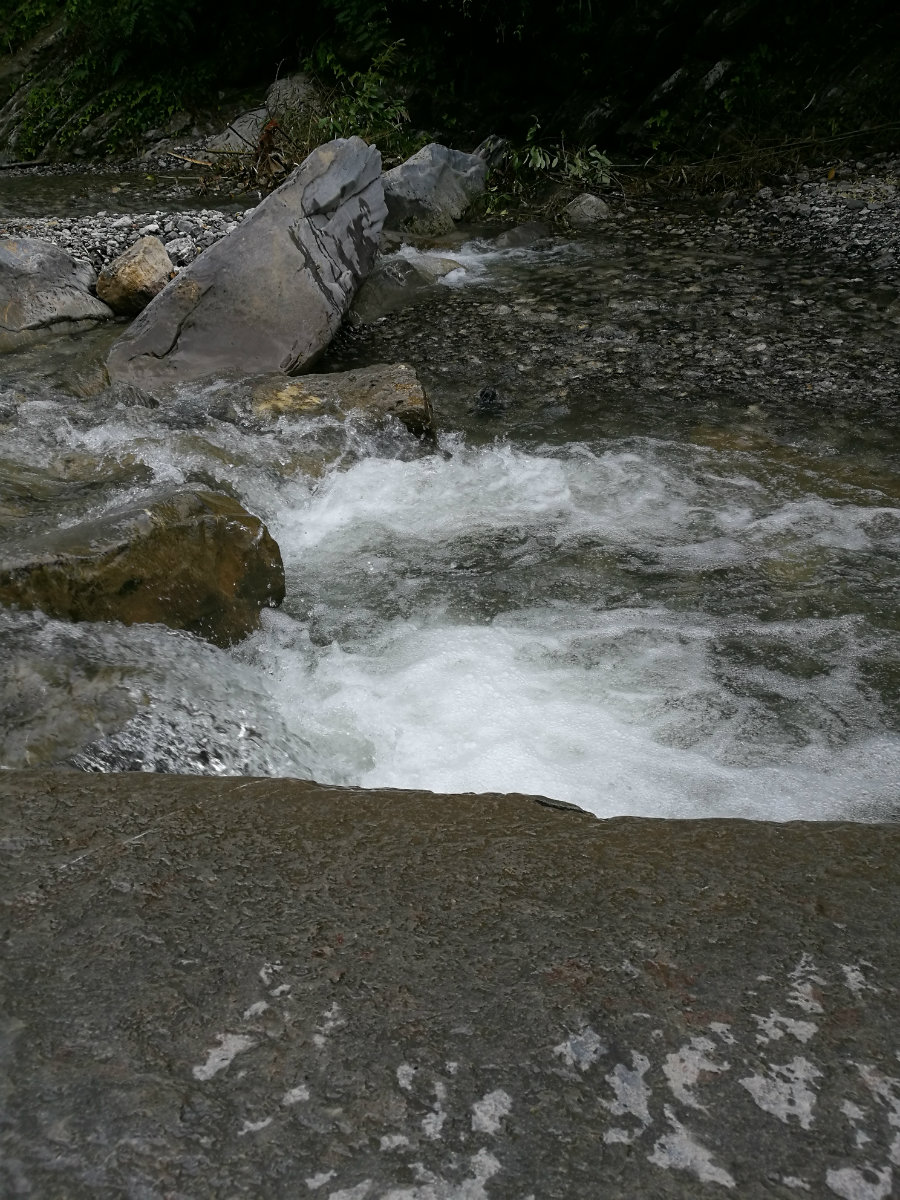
[0,487,284,646]
[251,362,435,437]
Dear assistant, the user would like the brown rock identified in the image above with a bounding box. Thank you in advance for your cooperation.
[0,488,284,647]
[251,362,434,437]
[96,236,174,316]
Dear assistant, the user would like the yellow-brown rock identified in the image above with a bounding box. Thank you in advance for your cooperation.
[251,362,434,437]
[96,236,174,316]
[0,488,284,647]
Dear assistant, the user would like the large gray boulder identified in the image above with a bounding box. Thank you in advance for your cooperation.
[0,237,113,352]
[382,142,487,235]
[106,137,387,388]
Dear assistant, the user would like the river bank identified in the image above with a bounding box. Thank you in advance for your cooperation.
[2,151,899,284]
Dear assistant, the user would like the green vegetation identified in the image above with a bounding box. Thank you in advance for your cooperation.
[1,0,62,56]
[1,0,898,169]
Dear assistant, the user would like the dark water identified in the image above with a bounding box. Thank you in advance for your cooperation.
[0,170,250,218]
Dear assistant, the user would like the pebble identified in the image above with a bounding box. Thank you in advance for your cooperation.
[715,154,900,282]
[0,205,252,272]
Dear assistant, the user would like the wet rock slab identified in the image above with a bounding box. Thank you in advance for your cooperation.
[1,772,899,1198]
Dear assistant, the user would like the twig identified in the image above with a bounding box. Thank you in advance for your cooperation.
[165,152,214,167]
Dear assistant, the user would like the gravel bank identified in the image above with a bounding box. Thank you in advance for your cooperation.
[1,154,898,283]
[0,205,252,272]
[714,154,900,283]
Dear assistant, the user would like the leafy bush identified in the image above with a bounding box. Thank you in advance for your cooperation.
[478,119,614,216]
[1,0,63,56]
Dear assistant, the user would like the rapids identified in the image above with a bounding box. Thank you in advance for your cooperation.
[1,217,898,820]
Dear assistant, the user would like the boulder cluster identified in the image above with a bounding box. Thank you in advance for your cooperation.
[0,136,482,648]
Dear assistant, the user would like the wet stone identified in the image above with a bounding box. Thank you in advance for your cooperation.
[0,487,285,647]
[1,771,899,1197]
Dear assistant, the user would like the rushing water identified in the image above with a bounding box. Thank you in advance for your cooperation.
[1,215,898,820]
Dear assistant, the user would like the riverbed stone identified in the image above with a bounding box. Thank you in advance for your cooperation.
[105,137,387,387]
[251,361,434,436]
[350,254,462,322]
[95,234,173,315]
[0,487,284,646]
[1,769,899,1198]
[382,142,487,234]
[0,236,113,351]
[206,106,268,154]
[563,192,611,228]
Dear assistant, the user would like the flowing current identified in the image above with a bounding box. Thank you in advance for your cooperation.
[2,217,899,820]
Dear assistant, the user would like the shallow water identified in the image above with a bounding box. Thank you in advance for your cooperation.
[1,224,898,819]
[0,170,250,218]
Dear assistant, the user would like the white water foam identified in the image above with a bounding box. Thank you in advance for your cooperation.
[6,404,896,819]
[393,238,577,289]
[226,435,900,820]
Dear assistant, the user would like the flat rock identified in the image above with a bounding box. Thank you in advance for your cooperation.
[251,362,434,436]
[0,236,113,351]
[382,142,487,235]
[0,487,284,646]
[106,137,387,387]
[1,770,898,1198]
[96,235,174,315]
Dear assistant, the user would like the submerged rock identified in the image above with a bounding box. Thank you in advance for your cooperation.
[470,384,511,415]
[350,254,462,323]
[0,487,284,647]
[0,236,113,352]
[252,362,434,437]
[350,257,432,322]
[382,142,487,235]
[96,235,174,316]
[492,220,552,249]
[106,137,387,388]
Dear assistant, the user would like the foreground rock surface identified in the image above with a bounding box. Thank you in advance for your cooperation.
[0,487,284,646]
[1,770,898,1198]
[251,362,435,436]
[0,236,113,351]
[106,137,387,387]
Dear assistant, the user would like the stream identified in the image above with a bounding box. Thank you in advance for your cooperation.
[1,186,898,820]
